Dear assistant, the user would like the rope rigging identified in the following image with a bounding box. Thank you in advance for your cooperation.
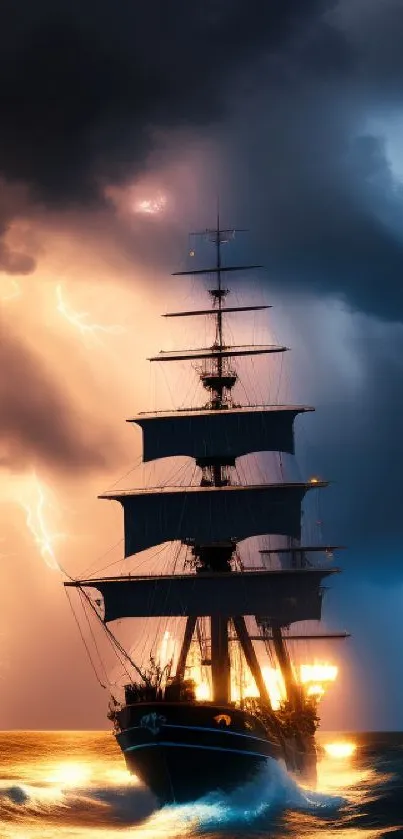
[64,587,107,691]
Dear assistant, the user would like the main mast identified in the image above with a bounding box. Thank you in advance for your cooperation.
[159,218,316,709]
[68,218,344,716]
[175,215,255,704]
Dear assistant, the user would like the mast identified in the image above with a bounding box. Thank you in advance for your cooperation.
[216,204,223,408]
[199,211,232,702]
[173,213,272,703]
[178,214,242,702]
[262,538,305,707]
[73,216,336,710]
[211,615,230,704]
[176,615,197,680]
[270,623,301,709]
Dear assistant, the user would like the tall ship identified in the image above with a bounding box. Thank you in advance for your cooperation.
[65,219,347,804]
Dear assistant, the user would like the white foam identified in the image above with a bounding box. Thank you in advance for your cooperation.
[161,758,345,829]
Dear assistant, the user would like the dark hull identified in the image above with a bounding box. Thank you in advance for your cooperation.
[115,701,316,804]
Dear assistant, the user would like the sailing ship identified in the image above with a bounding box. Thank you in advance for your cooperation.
[65,219,348,804]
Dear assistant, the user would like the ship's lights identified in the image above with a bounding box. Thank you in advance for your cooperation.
[309,476,320,484]
[324,741,356,759]
[195,681,210,701]
[261,666,285,710]
[189,663,285,709]
[306,684,325,698]
[299,663,338,702]
[134,194,167,215]
[300,664,338,684]
[157,629,177,676]
[56,284,125,338]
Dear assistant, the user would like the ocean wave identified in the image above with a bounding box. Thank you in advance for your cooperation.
[158,758,345,832]
[0,759,344,831]
[0,780,156,827]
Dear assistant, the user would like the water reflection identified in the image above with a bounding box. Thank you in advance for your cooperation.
[0,731,400,839]
[323,742,356,759]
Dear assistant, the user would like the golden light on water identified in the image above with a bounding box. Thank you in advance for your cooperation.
[105,767,138,785]
[45,762,91,787]
[43,760,139,790]
[324,741,357,759]
[317,736,365,796]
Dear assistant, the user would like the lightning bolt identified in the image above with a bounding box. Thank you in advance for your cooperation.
[56,284,125,340]
[3,473,66,571]
[0,278,21,302]
[21,476,63,570]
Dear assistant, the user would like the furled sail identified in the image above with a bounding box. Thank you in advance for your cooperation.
[148,344,287,362]
[130,406,313,463]
[71,568,337,623]
[100,482,327,557]
[162,305,271,318]
[172,264,263,276]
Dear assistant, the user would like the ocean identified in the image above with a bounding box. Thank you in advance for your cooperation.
[0,731,402,838]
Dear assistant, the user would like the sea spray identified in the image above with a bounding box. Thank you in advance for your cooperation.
[0,757,343,830]
[156,758,345,832]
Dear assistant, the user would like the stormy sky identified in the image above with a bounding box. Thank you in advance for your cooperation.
[1,0,403,730]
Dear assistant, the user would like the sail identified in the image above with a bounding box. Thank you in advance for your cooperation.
[130,406,313,463]
[100,482,327,557]
[72,568,337,623]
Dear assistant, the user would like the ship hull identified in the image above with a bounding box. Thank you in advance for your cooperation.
[115,701,310,804]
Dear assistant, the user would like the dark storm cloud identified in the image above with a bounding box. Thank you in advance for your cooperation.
[2,0,403,548]
[0,241,35,275]
[306,325,403,572]
[228,0,403,327]
[0,181,36,274]
[333,0,403,92]
[277,298,403,578]
[0,331,112,472]
[0,0,326,204]
[1,0,403,325]
[219,0,403,324]
[228,108,403,322]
